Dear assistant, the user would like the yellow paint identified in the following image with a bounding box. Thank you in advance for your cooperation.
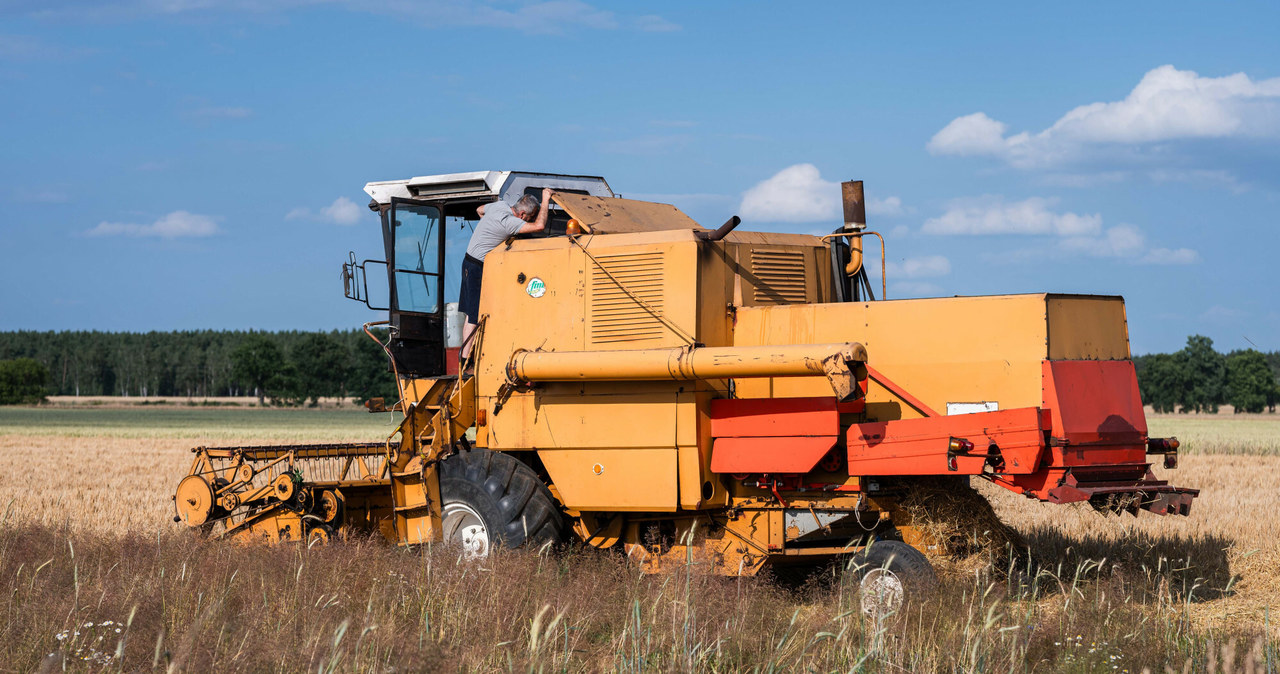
[539,448,679,511]
[733,294,1129,420]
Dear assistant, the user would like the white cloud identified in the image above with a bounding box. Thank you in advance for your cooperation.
[1061,224,1146,257]
[286,197,365,225]
[320,196,362,225]
[928,65,1280,168]
[87,210,219,238]
[738,164,909,225]
[926,195,1199,266]
[922,196,1101,236]
[868,195,905,217]
[634,14,680,32]
[739,164,839,223]
[927,112,1008,156]
[886,255,951,279]
[1140,247,1200,265]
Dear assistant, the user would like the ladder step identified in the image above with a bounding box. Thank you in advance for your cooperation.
[395,504,433,513]
[390,471,422,479]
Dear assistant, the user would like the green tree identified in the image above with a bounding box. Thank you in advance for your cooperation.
[1176,335,1226,413]
[0,358,50,404]
[1226,349,1277,413]
[290,332,350,406]
[1139,353,1186,413]
[231,334,284,405]
[345,329,399,404]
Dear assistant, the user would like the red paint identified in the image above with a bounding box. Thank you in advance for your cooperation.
[1041,360,1147,444]
[709,397,840,474]
[845,407,1048,476]
[709,397,839,437]
[710,437,838,474]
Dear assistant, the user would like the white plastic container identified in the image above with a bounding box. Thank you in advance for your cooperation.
[445,302,465,348]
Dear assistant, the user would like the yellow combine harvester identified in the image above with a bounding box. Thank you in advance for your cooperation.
[173,171,1196,599]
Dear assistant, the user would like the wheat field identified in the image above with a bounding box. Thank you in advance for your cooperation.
[0,406,1277,671]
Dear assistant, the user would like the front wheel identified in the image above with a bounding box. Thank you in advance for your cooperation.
[846,540,937,618]
[437,448,564,559]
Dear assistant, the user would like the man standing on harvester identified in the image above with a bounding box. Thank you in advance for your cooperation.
[459,187,551,365]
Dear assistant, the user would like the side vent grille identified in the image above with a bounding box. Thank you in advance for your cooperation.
[590,252,666,345]
[751,250,807,304]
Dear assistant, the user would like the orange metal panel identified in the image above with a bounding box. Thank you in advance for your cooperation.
[1041,360,1147,444]
[709,397,839,437]
[711,436,837,475]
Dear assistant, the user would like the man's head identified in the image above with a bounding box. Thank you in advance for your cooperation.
[513,194,541,222]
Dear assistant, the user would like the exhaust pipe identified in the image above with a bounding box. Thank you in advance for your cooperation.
[696,215,741,242]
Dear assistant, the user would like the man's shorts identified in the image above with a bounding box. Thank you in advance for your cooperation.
[459,254,484,324]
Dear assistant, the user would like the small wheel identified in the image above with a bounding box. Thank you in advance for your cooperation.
[316,489,342,524]
[847,540,936,619]
[272,474,296,501]
[174,475,215,526]
[437,448,564,560]
[307,524,334,546]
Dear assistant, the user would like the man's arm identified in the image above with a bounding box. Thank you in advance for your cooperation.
[516,188,553,235]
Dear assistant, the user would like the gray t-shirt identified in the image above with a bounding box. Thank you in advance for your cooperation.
[466,201,527,261]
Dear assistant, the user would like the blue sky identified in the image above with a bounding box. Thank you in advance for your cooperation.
[1,1,1277,354]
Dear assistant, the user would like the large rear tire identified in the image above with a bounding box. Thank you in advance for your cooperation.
[847,540,937,618]
[437,448,564,559]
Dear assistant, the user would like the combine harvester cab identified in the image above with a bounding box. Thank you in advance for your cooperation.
[172,172,1197,612]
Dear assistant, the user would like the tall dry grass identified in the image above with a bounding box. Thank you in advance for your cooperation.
[2,523,1276,672]
[0,407,1277,671]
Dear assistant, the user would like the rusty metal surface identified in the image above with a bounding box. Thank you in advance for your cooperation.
[841,180,866,228]
[551,193,705,234]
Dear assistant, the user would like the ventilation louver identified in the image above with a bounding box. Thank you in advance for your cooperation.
[589,252,667,345]
[750,249,807,304]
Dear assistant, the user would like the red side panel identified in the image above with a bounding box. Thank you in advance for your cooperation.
[709,397,839,437]
[709,397,839,474]
[845,407,1048,476]
[1042,360,1147,444]
[711,437,840,474]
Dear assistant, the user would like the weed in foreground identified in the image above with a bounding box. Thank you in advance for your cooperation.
[1,524,1275,672]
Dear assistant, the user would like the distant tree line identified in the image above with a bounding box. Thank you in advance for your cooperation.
[1133,336,1279,414]
[1,331,1276,412]
[0,330,398,406]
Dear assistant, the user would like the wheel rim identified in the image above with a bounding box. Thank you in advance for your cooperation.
[441,502,490,560]
[859,568,905,618]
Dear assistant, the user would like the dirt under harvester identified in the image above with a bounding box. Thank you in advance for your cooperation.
[173,172,1197,607]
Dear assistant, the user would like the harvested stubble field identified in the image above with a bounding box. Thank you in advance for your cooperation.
[0,407,1278,672]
